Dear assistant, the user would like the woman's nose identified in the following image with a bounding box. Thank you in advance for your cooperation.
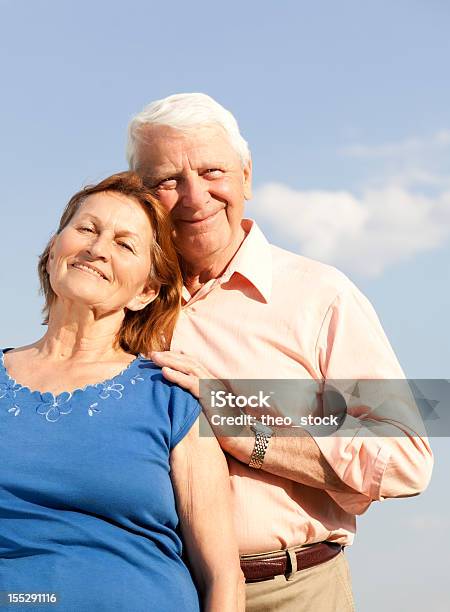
[86,235,111,261]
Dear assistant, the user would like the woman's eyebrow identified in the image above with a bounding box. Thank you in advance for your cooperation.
[76,215,140,240]
[76,213,100,224]
[115,230,139,239]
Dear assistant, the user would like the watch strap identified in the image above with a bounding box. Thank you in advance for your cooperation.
[248,431,271,469]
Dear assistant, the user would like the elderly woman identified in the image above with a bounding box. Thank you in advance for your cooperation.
[0,172,243,611]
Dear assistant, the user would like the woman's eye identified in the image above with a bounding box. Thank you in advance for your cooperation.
[118,242,133,252]
[79,226,95,233]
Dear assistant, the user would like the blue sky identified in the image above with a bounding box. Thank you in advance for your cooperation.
[1,1,449,609]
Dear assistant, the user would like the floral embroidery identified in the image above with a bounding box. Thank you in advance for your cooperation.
[0,379,22,401]
[88,402,101,417]
[87,373,145,415]
[97,382,124,400]
[0,355,149,421]
[7,404,21,416]
[36,392,73,423]
[1,379,23,416]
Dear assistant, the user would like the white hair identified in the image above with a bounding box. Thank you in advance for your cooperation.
[126,92,250,170]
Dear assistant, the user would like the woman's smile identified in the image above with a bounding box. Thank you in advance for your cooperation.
[70,262,109,281]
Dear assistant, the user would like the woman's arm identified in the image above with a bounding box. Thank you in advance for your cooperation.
[170,413,245,612]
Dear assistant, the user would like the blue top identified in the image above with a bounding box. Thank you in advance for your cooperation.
[0,350,202,612]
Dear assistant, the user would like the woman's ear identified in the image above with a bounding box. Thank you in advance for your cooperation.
[46,237,57,274]
[126,281,161,312]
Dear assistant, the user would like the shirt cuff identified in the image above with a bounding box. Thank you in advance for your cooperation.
[305,415,392,513]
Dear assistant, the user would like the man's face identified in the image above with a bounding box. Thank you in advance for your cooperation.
[134,124,252,267]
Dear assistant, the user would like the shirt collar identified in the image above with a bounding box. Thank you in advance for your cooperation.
[182,219,273,304]
[220,219,273,303]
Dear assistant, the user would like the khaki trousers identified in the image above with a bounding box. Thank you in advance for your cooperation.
[244,550,355,612]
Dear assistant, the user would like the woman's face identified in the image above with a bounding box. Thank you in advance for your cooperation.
[47,191,158,315]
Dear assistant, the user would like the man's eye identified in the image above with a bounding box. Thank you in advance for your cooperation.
[157,178,177,188]
[204,169,222,178]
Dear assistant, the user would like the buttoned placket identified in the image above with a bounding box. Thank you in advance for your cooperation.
[182,271,234,311]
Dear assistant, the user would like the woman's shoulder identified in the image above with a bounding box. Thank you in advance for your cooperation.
[126,357,200,447]
[136,356,198,402]
[2,345,34,355]
[1,345,36,368]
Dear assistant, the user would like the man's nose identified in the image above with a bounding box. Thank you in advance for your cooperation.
[179,175,209,208]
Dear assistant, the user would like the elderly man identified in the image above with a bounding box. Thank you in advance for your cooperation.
[126,93,433,612]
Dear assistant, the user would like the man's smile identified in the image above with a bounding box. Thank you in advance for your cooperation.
[177,209,223,226]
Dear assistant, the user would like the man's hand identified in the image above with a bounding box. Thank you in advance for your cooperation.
[150,350,255,462]
[150,350,211,398]
[150,350,358,494]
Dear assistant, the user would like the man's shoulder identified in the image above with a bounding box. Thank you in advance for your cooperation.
[269,242,355,299]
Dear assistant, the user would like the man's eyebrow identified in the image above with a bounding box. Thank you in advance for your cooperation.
[142,170,181,183]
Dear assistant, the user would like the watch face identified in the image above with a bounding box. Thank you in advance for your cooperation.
[251,420,273,436]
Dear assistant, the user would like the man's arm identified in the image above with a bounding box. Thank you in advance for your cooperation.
[152,358,433,515]
[152,352,358,494]
[153,279,433,514]
[302,281,433,512]
[217,428,358,493]
[216,420,433,509]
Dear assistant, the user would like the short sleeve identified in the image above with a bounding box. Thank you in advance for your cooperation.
[168,385,202,450]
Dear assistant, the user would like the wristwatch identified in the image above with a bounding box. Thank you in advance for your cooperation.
[248,420,273,469]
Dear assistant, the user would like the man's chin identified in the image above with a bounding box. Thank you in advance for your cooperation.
[174,225,225,247]
[175,236,228,264]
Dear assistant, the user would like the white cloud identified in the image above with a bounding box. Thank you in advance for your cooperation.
[340,130,450,159]
[253,182,450,277]
[254,128,450,277]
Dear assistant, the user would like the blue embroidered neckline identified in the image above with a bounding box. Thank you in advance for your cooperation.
[0,349,150,422]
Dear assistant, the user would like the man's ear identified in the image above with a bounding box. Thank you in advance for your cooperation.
[243,157,252,200]
[126,281,161,312]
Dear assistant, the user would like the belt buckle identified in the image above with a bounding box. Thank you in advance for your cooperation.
[285,547,298,581]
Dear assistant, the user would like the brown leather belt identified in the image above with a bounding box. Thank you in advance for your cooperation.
[240,542,343,583]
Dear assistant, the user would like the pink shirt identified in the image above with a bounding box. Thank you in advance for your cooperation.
[171,220,433,554]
